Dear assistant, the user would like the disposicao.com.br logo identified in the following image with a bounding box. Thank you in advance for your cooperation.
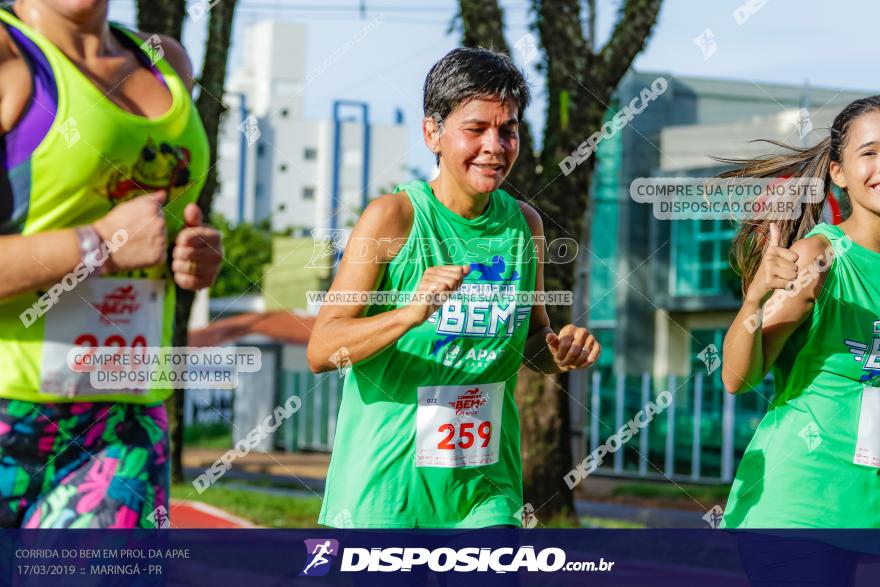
[299,539,615,575]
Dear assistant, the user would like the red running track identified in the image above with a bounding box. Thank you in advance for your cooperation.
[169,499,256,529]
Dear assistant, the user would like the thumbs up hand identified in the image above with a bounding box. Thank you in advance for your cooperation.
[171,203,224,291]
[745,222,800,305]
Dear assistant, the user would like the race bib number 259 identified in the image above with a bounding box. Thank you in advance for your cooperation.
[415,382,503,468]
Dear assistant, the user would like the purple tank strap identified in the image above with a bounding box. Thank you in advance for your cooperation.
[2,24,58,169]
[0,18,58,233]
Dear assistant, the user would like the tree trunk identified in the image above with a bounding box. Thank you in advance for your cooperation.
[458,0,539,200]
[135,0,186,41]
[459,0,662,525]
[135,0,239,483]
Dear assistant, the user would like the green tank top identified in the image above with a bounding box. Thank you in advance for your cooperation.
[0,10,209,404]
[318,180,538,528]
[723,223,880,528]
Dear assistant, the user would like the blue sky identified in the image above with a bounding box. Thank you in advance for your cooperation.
[109,0,878,179]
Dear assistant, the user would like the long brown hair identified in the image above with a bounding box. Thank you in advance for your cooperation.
[721,96,880,295]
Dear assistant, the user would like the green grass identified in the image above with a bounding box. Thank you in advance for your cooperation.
[531,511,578,528]
[610,482,729,503]
[580,516,646,529]
[171,483,323,528]
[183,423,233,449]
[203,476,308,491]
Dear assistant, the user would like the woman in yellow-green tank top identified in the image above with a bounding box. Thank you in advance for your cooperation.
[0,1,221,528]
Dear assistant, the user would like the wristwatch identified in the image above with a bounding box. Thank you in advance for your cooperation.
[75,225,107,276]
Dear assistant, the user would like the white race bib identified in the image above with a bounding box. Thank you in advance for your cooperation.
[39,278,165,397]
[854,385,880,468]
[415,382,503,468]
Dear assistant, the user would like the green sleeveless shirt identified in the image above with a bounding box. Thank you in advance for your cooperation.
[318,180,538,528]
[723,223,880,528]
[0,10,208,404]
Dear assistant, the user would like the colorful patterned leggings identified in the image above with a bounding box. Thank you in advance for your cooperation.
[0,399,169,528]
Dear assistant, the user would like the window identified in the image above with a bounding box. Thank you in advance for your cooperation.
[303,147,317,161]
[279,163,288,173]
[302,187,315,201]
[671,218,738,297]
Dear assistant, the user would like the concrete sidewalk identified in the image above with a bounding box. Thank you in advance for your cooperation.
[184,448,330,482]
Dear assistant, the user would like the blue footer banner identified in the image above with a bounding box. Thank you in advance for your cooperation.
[1,530,879,586]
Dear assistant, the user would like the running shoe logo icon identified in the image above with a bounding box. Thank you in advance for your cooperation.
[299,539,339,577]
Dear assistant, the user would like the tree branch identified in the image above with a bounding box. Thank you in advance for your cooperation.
[593,0,663,95]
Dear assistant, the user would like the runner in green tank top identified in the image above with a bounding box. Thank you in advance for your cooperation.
[308,48,602,528]
[0,0,222,528]
[721,96,880,529]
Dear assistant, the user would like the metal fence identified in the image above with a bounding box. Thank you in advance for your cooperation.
[276,369,343,453]
[264,366,771,485]
[570,370,770,484]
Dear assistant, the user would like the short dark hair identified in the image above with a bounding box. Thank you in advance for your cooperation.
[423,47,530,124]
